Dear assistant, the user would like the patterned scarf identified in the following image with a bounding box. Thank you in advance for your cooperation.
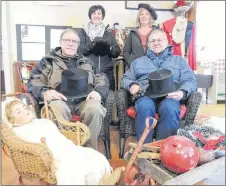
[84,22,106,42]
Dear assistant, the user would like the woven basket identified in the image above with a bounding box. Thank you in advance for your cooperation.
[1,92,57,184]
[40,103,90,146]
[1,92,124,185]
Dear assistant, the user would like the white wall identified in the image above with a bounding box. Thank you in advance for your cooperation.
[2,1,14,93]
[8,1,176,62]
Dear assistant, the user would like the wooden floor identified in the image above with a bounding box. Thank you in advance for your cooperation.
[1,103,225,185]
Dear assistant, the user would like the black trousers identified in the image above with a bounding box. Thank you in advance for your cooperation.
[106,71,115,91]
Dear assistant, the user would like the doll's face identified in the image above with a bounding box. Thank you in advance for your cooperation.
[9,103,35,125]
[91,9,103,25]
[139,8,152,25]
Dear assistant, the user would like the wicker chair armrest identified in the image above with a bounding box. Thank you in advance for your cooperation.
[101,90,114,141]
[104,90,115,108]
[116,89,129,108]
[182,91,202,127]
[115,89,130,135]
[2,128,48,155]
[2,124,53,165]
[39,138,55,169]
[42,103,89,129]
[104,90,115,121]
[2,125,57,184]
[41,105,90,146]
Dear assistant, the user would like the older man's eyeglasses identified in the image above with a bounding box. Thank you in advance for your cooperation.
[61,39,80,45]
[150,39,165,44]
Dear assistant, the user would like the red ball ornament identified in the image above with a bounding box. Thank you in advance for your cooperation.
[160,135,199,174]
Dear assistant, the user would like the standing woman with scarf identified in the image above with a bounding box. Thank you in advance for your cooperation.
[78,5,120,91]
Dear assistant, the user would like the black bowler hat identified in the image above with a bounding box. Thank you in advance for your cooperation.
[56,68,93,101]
[146,69,180,98]
[138,3,158,21]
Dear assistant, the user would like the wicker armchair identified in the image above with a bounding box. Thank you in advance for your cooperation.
[39,90,115,159]
[115,89,202,158]
[2,122,124,185]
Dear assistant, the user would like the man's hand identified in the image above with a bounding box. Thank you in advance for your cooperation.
[167,91,184,101]
[129,84,140,95]
[86,91,101,101]
[44,90,67,101]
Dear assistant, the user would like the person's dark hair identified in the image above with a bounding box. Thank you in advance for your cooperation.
[88,5,105,20]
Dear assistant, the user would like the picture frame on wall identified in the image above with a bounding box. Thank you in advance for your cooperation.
[125,1,175,11]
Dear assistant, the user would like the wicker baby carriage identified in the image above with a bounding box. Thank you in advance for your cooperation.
[1,92,57,184]
[1,92,124,185]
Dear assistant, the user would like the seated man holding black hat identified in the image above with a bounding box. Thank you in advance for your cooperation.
[27,28,110,150]
[120,29,197,143]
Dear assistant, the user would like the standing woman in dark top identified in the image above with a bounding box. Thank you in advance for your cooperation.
[123,3,159,68]
[78,5,120,90]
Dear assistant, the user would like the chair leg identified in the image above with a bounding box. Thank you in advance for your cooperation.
[119,137,126,158]
[104,139,111,160]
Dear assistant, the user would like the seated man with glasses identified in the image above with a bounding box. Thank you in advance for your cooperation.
[120,29,197,143]
[27,28,110,150]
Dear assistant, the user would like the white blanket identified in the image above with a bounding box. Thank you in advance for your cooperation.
[12,118,111,185]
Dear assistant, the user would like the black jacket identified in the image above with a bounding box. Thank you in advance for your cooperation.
[78,28,120,74]
[123,26,159,67]
[27,47,110,102]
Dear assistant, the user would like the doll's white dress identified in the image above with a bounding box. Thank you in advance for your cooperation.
[12,118,111,185]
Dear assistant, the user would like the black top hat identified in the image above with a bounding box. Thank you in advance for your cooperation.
[56,68,93,101]
[138,3,158,21]
[146,69,180,98]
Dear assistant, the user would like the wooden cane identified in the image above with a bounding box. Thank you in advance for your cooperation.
[121,117,158,183]
[43,93,50,119]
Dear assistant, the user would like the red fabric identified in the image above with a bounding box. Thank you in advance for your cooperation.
[162,18,197,71]
[71,115,81,122]
[162,18,182,56]
[111,29,116,36]
[176,0,186,7]
[138,32,150,51]
[193,132,226,151]
[127,104,187,120]
[187,25,197,71]
[23,85,28,92]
